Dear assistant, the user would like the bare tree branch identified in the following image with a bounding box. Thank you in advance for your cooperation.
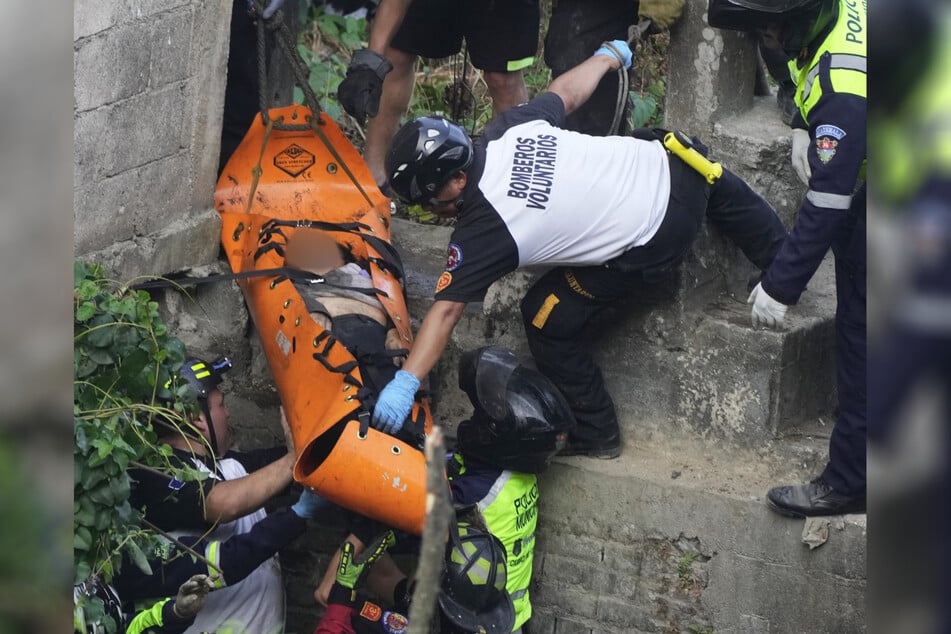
[407,426,452,633]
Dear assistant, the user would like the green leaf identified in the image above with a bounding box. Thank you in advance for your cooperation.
[86,347,114,366]
[165,338,187,367]
[94,507,112,531]
[110,475,131,503]
[77,279,101,301]
[75,354,99,379]
[75,425,89,452]
[74,559,91,586]
[113,324,142,358]
[85,314,116,348]
[74,260,87,287]
[81,466,107,491]
[91,438,114,460]
[126,540,153,576]
[88,481,116,506]
[75,301,97,322]
[74,525,93,551]
[629,93,658,128]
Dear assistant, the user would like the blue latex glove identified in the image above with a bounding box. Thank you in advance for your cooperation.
[372,370,419,435]
[594,40,633,70]
[291,488,329,519]
[248,0,285,19]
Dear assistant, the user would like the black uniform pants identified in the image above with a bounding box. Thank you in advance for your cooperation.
[820,184,868,496]
[520,151,786,440]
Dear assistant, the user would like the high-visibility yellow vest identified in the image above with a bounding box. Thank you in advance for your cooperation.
[788,0,867,124]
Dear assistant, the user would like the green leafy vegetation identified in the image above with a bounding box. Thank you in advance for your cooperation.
[73,261,206,633]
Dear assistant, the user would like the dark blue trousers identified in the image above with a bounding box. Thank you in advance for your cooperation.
[820,183,867,496]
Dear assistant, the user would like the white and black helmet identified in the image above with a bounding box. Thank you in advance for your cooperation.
[385,116,474,205]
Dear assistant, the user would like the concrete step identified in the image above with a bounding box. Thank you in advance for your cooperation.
[529,435,866,633]
[711,94,809,225]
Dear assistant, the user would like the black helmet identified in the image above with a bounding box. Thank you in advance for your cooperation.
[707,0,837,56]
[164,356,232,455]
[177,356,233,401]
[438,522,515,633]
[385,116,474,205]
[456,347,575,474]
[707,0,824,29]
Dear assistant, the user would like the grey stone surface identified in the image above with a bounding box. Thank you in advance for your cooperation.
[712,96,809,224]
[74,0,233,278]
[74,0,122,39]
[534,454,866,633]
[665,0,759,137]
[77,207,221,282]
[73,23,151,112]
[148,8,195,89]
[74,151,192,253]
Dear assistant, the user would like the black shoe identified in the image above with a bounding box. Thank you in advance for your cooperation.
[766,478,866,518]
[558,434,621,459]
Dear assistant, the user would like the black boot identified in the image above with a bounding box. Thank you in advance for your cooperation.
[766,477,866,518]
[558,429,621,459]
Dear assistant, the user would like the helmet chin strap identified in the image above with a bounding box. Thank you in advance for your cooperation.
[199,399,220,458]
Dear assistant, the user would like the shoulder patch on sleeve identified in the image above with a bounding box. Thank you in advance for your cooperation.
[815,124,846,140]
[446,243,463,271]
[359,601,382,621]
[382,611,408,634]
[435,271,453,294]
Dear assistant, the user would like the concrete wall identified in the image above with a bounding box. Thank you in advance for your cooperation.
[73,0,233,282]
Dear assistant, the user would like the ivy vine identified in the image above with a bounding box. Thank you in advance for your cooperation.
[73,261,205,633]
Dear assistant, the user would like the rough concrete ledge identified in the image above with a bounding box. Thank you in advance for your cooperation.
[711,95,809,224]
[530,439,866,633]
[76,207,221,282]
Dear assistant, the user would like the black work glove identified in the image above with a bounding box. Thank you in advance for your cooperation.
[337,49,394,121]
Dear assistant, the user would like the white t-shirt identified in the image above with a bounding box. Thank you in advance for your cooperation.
[434,92,672,303]
[181,457,285,634]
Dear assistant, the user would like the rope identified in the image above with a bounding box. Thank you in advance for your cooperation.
[607,19,655,136]
[246,2,375,207]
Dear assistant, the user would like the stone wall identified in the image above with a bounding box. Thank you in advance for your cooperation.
[73,0,232,282]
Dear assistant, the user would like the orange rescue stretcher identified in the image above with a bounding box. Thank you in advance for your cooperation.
[215,104,432,535]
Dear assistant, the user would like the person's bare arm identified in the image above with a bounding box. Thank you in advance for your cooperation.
[203,453,295,524]
[400,300,467,382]
[203,407,297,524]
[367,0,414,55]
[548,54,621,116]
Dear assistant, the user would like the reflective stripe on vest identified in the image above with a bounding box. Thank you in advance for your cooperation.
[806,190,853,210]
[478,471,539,630]
[788,0,867,125]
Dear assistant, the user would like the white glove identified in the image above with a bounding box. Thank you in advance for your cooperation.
[172,574,215,619]
[748,282,788,329]
[791,128,811,186]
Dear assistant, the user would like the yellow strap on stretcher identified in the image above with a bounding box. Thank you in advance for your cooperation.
[663,131,723,184]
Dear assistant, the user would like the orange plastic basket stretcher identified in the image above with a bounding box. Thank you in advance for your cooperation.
[215,105,432,535]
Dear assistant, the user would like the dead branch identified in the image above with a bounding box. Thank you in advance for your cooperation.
[407,426,452,633]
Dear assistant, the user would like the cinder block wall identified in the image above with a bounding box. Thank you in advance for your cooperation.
[73,0,232,281]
